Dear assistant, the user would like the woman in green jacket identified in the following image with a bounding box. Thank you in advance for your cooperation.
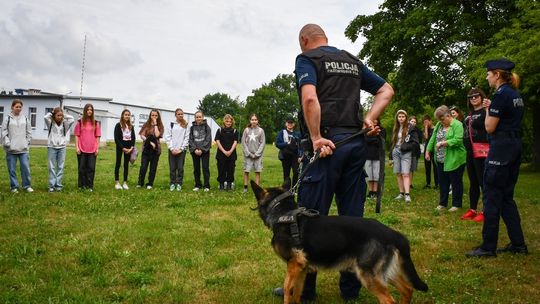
[426,105,467,211]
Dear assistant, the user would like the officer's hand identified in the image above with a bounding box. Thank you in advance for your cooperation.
[483,98,491,109]
[312,137,335,158]
[363,118,378,136]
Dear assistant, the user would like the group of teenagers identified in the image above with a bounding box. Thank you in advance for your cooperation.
[1,100,273,193]
[364,89,491,223]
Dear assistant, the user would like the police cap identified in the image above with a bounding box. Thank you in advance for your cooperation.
[486,58,515,71]
[286,116,295,123]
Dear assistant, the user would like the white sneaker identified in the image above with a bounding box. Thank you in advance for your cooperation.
[394,194,404,200]
[242,188,248,194]
[122,182,129,190]
[26,187,34,193]
[448,206,461,212]
[11,188,18,193]
[193,187,200,192]
[170,184,176,191]
[404,195,411,203]
[204,188,210,192]
[176,184,182,191]
[146,185,152,190]
[48,188,55,193]
[115,182,122,190]
[436,205,446,211]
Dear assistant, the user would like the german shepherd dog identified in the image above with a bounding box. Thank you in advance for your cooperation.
[251,181,428,304]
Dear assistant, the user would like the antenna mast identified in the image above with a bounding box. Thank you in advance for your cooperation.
[79,34,87,109]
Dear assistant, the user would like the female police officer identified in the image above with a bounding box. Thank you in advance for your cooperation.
[466,59,528,257]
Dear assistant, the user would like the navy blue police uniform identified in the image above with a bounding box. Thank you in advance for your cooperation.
[295,45,386,300]
[480,60,527,254]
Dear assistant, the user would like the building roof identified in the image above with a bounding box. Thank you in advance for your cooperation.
[64,106,120,119]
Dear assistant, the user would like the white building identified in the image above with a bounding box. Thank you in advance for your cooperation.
[0,88,218,145]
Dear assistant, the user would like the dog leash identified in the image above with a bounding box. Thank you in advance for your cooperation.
[375,134,385,213]
[290,127,372,195]
[269,128,373,213]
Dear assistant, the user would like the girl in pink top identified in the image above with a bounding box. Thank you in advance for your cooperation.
[74,103,101,191]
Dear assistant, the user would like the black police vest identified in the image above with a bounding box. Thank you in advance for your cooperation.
[296,48,364,135]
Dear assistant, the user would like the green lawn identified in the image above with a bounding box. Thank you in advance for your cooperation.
[0,143,538,303]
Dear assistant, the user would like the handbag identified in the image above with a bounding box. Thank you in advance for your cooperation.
[472,142,489,158]
[129,146,138,164]
[468,116,489,158]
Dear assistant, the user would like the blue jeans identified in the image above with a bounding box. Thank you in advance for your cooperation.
[6,152,31,190]
[436,162,465,207]
[48,147,66,189]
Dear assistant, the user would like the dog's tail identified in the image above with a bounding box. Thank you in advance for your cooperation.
[401,253,428,292]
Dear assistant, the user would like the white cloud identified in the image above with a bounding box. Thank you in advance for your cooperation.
[0,0,382,112]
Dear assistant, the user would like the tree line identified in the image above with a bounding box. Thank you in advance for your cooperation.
[197,0,539,168]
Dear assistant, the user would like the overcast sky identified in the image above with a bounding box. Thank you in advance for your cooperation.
[1,0,382,113]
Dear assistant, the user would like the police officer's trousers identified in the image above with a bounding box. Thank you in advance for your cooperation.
[481,137,526,251]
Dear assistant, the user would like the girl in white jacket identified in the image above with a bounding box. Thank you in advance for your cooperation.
[44,107,75,192]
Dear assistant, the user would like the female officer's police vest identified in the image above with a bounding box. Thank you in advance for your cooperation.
[295,48,364,145]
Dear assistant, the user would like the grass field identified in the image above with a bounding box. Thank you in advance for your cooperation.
[0,143,538,303]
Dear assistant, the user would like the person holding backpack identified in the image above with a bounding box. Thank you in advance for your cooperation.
[214,114,239,191]
[275,117,302,189]
[44,107,75,192]
[1,99,33,193]
[138,109,164,190]
[164,108,189,191]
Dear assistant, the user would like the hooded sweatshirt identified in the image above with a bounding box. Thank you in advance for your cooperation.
[1,113,32,154]
[165,121,190,151]
[189,119,212,153]
[44,113,75,148]
[242,125,265,158]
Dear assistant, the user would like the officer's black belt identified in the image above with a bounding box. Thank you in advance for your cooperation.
[489,131,521,139]
[321,126,362,138]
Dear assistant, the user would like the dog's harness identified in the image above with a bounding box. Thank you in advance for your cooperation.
[276,207,320,248]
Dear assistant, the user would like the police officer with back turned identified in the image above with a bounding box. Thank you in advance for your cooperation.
[272,23,393,301]
[466,59,528,258]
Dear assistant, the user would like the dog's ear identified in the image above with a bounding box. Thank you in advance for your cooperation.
[251,180,265,201]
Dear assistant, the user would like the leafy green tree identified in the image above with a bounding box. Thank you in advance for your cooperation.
[243,74,299,143]
[466,0,540,167]
[197,93,242,125]
[345,0,540,168]
[345,0,517,111]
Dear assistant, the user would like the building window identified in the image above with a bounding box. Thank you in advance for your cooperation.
[0,106,4,125]
[29,107,37,129]
[139,114,148,128]
[44,107,54,130]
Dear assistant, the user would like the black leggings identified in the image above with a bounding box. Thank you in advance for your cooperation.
[466,151,486,210]
[114,147,130,182]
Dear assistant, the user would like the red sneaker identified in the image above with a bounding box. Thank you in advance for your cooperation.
[472,212,484,222]
[461,209,477,220]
